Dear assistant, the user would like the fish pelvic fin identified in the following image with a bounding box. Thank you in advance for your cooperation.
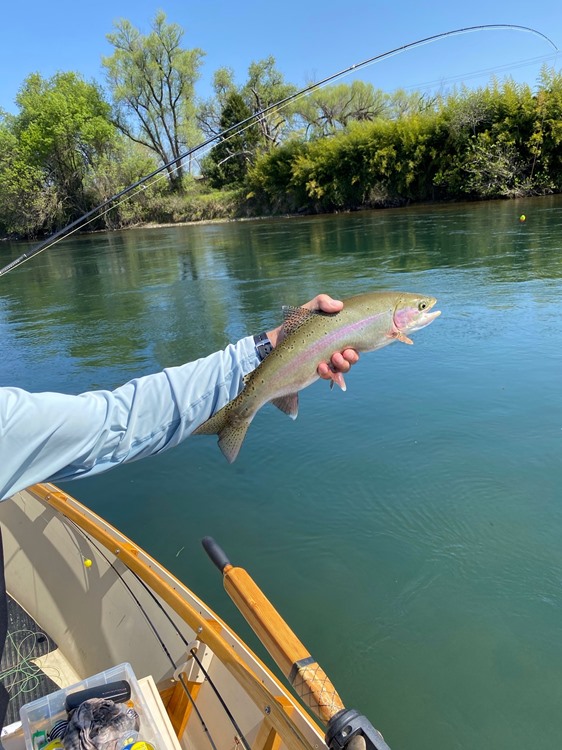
[271,393,299,419]
[328,371,347,391]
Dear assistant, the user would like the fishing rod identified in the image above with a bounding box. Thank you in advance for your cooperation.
[0,23,557,278]
[202,536,391,750]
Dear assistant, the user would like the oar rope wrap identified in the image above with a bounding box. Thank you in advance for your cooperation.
[290,658,345,723]
[0,24,557,277]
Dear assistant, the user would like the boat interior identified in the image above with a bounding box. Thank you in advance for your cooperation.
[0,483,326,750]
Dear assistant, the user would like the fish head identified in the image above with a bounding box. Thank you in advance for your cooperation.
[392,294,441,336]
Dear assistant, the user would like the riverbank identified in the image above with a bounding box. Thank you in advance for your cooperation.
[2,186,559,247]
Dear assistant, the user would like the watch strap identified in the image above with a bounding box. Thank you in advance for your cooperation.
[253,332,274,361]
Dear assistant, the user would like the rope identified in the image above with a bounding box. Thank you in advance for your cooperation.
[0,630,62,702]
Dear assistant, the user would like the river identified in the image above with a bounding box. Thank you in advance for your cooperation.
[2,195,562,749]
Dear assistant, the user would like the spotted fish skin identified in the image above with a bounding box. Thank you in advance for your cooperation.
[194,291,440,462]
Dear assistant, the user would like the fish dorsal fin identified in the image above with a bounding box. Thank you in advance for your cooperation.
[271,393,299,419]
[281,305,323,336]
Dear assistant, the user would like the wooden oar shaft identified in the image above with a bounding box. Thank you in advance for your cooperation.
[223,563,345,724]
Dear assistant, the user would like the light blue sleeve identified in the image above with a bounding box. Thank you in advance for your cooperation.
[0,336,260,500]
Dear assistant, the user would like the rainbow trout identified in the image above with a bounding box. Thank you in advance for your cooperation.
[194,291,440,462]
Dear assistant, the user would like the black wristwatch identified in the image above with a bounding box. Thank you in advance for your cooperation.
[253,332,274,361]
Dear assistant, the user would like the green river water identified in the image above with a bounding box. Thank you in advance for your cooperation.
[2,195,562,749]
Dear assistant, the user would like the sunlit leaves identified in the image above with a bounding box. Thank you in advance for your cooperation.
[247,67,562,213]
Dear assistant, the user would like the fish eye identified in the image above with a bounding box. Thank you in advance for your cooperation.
[418,301,427,311]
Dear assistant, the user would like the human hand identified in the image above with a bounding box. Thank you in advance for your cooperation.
[266,294,359,389]
[304,294,359,389]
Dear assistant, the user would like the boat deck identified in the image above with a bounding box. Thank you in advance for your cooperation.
[0,595,182,750]
[1,595,59,726]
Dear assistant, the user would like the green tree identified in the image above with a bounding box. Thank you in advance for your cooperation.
[0,114,53,237]
[1,72,116,234]
[461,132,527,197]
[203,90,259,188]
[200,58,296,153]
[528,67,562,189]
[83,139,160,228]
[103,11,204,192]
[239,57,297,149]
[294,81,388,138]
[386,89,438,119]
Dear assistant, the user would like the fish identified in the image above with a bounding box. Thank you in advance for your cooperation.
[194,291,441,463]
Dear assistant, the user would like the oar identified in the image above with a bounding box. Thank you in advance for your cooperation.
[202,537,391,750]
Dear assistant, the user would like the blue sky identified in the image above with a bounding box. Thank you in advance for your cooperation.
[1,0,561,114]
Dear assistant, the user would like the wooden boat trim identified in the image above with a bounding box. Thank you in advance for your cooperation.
[27,483,325,750]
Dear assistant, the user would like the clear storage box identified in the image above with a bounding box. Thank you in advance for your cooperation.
[20,663,164,750]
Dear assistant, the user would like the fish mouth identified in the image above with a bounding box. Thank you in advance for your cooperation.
[414,302,441,331]
[393,296,441,334]
[422,308,441,324]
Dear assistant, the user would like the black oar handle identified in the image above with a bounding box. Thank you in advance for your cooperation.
[202,536,231,573]
[326,708,392,750]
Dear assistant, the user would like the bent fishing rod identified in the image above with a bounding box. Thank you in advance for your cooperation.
[0,23,557,279]
[202,536,391,750]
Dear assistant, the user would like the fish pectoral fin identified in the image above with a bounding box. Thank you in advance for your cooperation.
[271,393,299,419]
[394,331,414,345]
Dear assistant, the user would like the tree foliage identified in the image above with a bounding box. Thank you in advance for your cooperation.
[294,81,388,138]
[199,57,296,185]
[0,116,52,237]
[0,72,116,235]
[103,11,204,191]
[2,31,562,240]
[247,68,562,214]
[202,91,259,188]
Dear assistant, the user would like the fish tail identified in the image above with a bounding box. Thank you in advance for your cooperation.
[193,405,251,463]
[217,420,251,463]
[193,405,229,436]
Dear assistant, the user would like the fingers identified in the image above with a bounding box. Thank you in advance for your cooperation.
[303,294,344,314]
[332,349,360,370]
[317,349,360,380]
[268,293,360,383]
[304,296,360,381]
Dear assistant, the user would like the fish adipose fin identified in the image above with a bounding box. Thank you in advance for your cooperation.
[271,393,299,418]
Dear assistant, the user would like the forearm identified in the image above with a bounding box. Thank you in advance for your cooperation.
[0,336,259,500]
